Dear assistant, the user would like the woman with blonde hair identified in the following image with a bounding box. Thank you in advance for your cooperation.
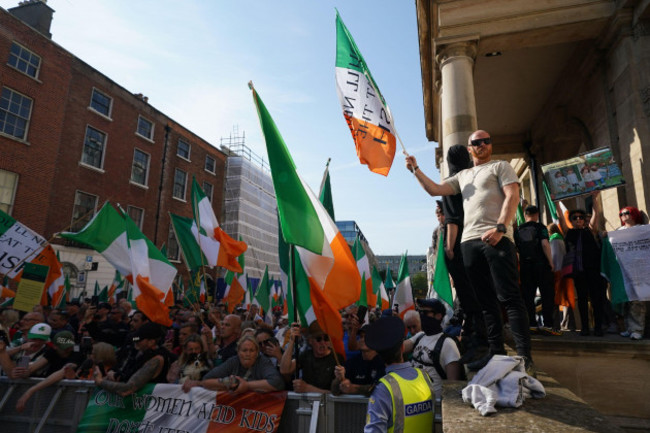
[182,335,284,394]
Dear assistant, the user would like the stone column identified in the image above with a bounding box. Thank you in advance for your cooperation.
[436,42,478,177]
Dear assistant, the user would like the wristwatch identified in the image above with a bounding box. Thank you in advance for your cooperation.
[496,224,507,233]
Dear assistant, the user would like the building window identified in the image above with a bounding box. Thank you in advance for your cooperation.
[131,149,150,186]
[136,116,154,140]
[177,139,191,160]
[81,126,107,169]
[167,225,180,261]
[0,87,33,140]
[173,169,187,200]
[89,88,112,117]
[203,182,213,203]
[8,42,41,79]
[0,169,18,214]
[127,205,144,229]
[205,155,216,173]
[71,191,98,232]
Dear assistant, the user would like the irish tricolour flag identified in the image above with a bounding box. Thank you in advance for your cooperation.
[335,11,397,176]
[251,83,360,356]
[77,384,287,433]
[192,178,247,273]
[61,203,176,326]
[393,252,415,319]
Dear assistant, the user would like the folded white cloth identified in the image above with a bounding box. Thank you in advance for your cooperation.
[461,355,545,416]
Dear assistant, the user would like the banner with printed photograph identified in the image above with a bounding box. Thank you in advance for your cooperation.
[541,147,625,201]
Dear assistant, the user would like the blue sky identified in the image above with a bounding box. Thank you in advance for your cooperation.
[3,0,442,255]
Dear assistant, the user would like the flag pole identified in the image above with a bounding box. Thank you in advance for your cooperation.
[289,243,300,379]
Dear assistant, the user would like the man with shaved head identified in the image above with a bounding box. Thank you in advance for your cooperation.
[406,130,533,375]
[216,314,242,365]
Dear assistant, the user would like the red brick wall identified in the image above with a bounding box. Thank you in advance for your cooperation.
[0,8,228,281]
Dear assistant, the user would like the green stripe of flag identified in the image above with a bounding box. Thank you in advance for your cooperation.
[250,85,325,255]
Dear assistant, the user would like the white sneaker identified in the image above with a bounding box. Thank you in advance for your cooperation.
[620,331,631,338]
[630,332,643,340]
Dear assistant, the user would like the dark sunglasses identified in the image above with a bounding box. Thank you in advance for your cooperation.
[571,215,585,221]
[259,338,273,346]
[470,137,492,147]
[619,211,630,217]
[313,335,329,343]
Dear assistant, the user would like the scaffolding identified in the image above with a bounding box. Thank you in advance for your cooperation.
[221,130,279,280]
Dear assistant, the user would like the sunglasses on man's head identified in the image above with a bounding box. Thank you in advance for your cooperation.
[571,215,585,221]
[619,211,631,217]
[470,137,492,147]
[313,335,329,343]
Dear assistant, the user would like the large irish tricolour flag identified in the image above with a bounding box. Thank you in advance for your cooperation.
[61,202,176,325]
[335,11,397,176]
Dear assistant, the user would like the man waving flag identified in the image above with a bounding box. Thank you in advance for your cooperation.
[335,11,397,176]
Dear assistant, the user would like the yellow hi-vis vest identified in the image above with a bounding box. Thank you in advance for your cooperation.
[379,368,435,433]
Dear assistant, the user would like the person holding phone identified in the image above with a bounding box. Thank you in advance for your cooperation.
[0,323,51,378]
[15,342,116,412]
[280,322,343,394]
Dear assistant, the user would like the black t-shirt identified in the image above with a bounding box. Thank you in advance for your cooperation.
[299,349,341,391]
[43,347,85,376]
[565,228,601,271]
[216,340,238,365]
[344,353,385,385]
[514,221,549,262]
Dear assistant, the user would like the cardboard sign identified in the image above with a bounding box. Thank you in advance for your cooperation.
[13,262,48,312]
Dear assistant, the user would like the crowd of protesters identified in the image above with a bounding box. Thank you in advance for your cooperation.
[0,131,647,432]
[0,209,646,421]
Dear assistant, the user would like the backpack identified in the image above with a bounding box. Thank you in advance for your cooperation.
[412,333,465,380]
[516,224,542,261]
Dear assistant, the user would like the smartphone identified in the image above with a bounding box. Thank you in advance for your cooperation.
[17,355,30,368]
[80,336,93,354]
[357,305,368,324]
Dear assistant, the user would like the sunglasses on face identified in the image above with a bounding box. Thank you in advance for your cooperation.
[619,211,630,217]
[469,137,492,147]
[259,339,273,346]
[313,335,329,343]
[571,215,585,221]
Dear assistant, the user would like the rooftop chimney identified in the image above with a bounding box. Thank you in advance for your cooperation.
[9,0,54,39]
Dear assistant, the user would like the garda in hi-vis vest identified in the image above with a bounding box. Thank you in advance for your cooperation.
[378,368,434,433]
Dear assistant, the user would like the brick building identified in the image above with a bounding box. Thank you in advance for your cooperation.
[0,1,228,297]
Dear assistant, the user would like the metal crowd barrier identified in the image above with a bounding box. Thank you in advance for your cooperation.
[0,378,372,433]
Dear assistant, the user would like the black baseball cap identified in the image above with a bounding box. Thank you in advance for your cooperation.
[132,322,163,342]
[365,316,405,353]
[416,298,446,315]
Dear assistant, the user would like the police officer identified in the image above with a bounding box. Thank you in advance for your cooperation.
[364,316,435,433]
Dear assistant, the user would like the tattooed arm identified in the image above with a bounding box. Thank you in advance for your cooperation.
[97,356,162,397]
